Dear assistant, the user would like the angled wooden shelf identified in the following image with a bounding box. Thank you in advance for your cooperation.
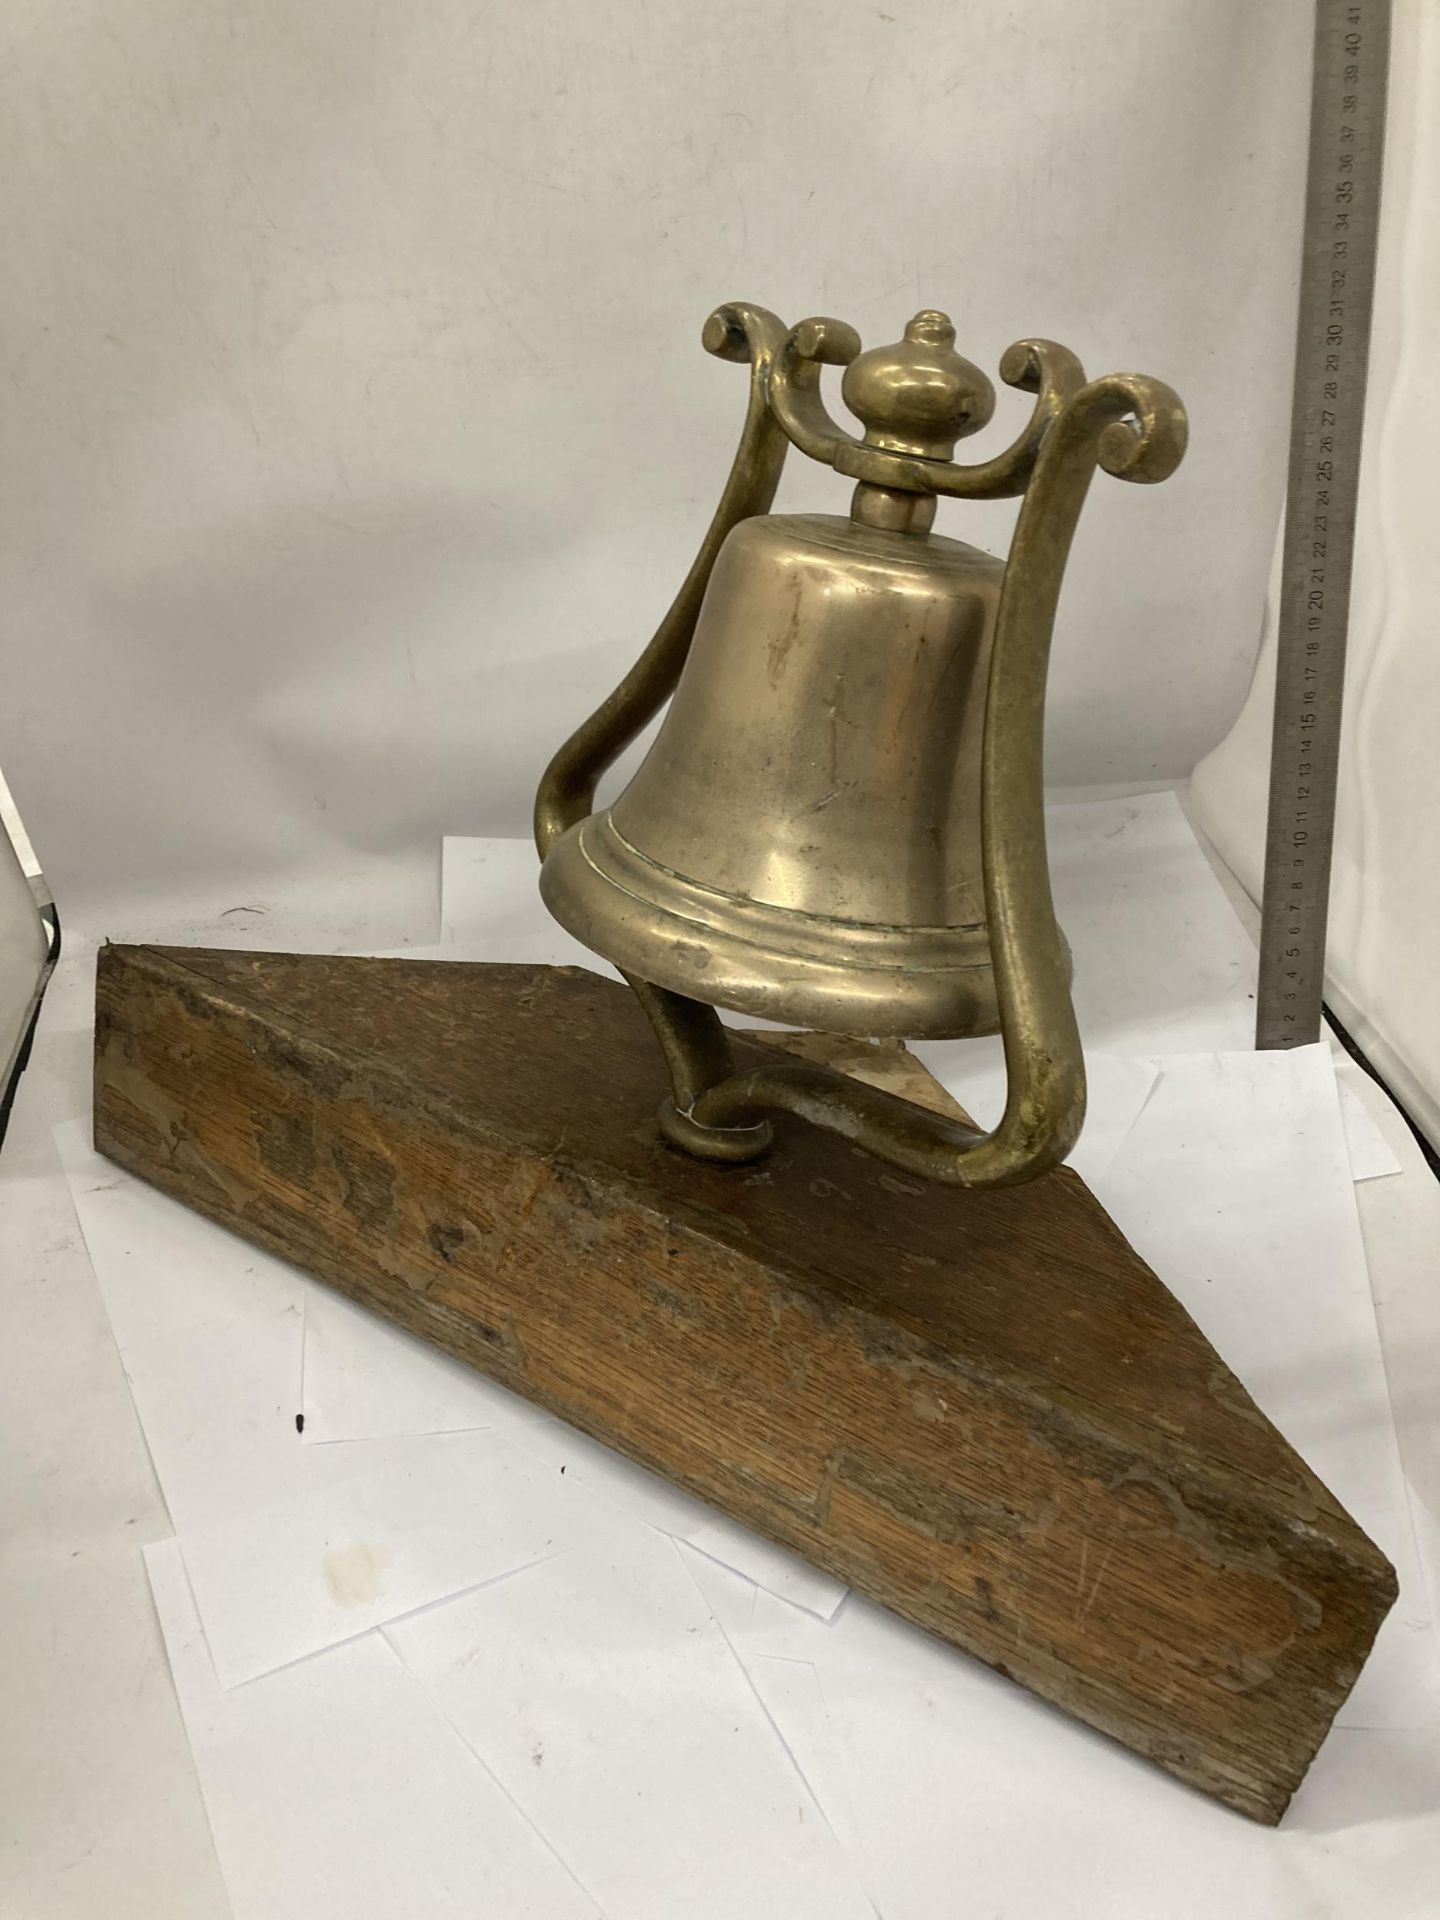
[93,944,1396,1822]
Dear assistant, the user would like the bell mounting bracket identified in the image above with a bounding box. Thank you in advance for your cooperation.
[534,302,1187,1188]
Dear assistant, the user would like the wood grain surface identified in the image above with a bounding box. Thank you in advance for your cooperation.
[93,945,1396,1822]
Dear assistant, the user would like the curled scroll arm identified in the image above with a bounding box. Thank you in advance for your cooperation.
[927,339,1088,498]
[533,302,790,857]
[763,315,863,466]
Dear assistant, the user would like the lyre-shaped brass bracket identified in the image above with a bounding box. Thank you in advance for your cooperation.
[534,304,1187,1188]
[766,310,1088,503]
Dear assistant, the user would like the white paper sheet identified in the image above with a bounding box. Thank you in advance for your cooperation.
[144,1539,602,1920]
[57,1125,412,1522]
[914,1042,1159,1182]
[1338,1078,1405,1181]
[699,1572,1440,1920]
[179,1426,584,1688]
[54,1116,308,1351]
[57,1126,593,1685]
[676,1549,870,1864]
[385,1524,873,1920]
[681,1516,846,1621]
[1092,1044,1440,1730]
[1047,789,1259,1051]
[299,1285,504,1443]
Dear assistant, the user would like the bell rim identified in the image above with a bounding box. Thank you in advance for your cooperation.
[539,812,1002,1041]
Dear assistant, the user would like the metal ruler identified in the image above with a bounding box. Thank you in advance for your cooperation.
[1256,0,1390,1049]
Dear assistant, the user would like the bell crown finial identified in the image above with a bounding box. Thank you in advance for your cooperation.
[840,310,997,461]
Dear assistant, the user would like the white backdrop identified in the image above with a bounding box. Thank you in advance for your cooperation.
[0,0,1312,923]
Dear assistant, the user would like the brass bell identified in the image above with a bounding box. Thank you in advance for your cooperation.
[536,303,1186,1188]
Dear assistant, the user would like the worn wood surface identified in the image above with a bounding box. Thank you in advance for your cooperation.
[93,944,1396,1822]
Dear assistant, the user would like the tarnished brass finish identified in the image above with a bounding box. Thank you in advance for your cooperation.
[546,514,1003,1039]
[535,303,1186,1187]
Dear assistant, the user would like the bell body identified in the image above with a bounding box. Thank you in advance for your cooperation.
[540,510,1006,1038]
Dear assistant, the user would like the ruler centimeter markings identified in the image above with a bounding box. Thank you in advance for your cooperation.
[1256,0,1390,1049]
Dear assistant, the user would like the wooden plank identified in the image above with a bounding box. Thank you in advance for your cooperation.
[92,944,1396,1822]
